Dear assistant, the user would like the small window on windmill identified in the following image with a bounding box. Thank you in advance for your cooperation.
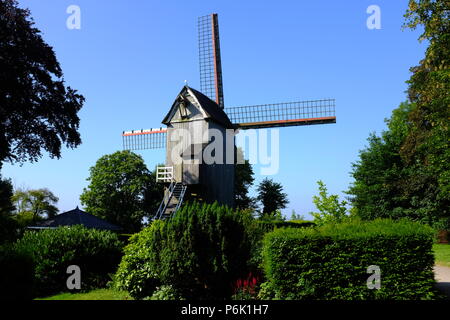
[179,99,189,119]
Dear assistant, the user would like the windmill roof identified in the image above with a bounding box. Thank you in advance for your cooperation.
[162,86,234,128]
[27,207,123,231]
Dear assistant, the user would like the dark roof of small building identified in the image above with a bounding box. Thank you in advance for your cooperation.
[28,207,122,231]
[162,86,234,128]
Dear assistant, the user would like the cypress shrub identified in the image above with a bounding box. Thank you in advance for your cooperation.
[262,219,436,300]
[115,201,254,299]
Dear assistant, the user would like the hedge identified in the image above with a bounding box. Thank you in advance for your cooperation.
[0,245,34,300]
[115,201,254,299]
[256,220,315,233]
[15,226,123,297]
[262,219,437,300]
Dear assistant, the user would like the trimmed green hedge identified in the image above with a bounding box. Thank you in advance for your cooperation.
[15,226,123,297]
[0,245,34,300]
[115,201,254,299]
[257,220,315,233]
[262,219,436,300]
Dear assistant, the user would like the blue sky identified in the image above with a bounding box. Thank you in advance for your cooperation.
[3,0,426,218]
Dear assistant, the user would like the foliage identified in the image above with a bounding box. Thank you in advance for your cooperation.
[310,180,348,226]
[0,0,84,165]
[231,272,259,300]
[290,209,306,221]
[256,178,289,218]
[12,188,59,227]
[15,226,123,297]
[235,148,257,210]
[0,175,18,243]
[113,220,164,300]
[262,219,437,300]
[80,151,161,233]
[0,244,34,300]
[349,0,450,226]
[145,285,184,300]
[115,202,255,300]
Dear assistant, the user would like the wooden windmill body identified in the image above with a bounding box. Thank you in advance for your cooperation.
[122,14,336,219]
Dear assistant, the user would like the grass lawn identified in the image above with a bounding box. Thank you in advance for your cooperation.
[35,289,133,300]
[433,243,450,267]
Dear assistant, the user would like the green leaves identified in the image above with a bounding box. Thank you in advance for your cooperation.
[256,178,289,218]
[15,226,123,297]
[80,151,163,233]
[114,202,255,300]
[262,219,436,300]
[0,0,84,165]
[310,180,348,226]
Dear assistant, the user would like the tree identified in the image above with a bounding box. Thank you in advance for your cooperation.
[401,0,449,223]
[310,180,347,226]
[290,209,306,221]
[80,151,159,233]
[348,0,449,227]
[256,178,288,218]
[0,174,17,243]
[12,188,59,226]
[234,148,256,210]
[0,0,84,166]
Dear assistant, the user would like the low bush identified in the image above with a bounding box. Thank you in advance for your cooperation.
[115,201,254,299]
[0,245,34,300]
[262,219,436,300]
[114,220,164,299]
[15,226,123,297]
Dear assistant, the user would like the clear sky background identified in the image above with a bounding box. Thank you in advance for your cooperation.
[3,0,426,219]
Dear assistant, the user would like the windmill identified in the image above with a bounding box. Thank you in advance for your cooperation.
[122,14,336,219]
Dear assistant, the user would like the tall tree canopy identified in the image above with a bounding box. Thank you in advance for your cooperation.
[12,188,59,226]
[0,0,84,166]
[234,148,256,210]
[80,151,162,233]
[348,0,449,227]
[256,178,289,218]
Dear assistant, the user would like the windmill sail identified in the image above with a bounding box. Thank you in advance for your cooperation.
[122,128,167,150]
[225,99,336,130]
[198,14,224,108]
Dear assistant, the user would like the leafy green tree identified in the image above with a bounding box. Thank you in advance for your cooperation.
[348,0,449,227]
[401,0,450,223]
[290,209,306,221]
[256,178,288,218]
[235,148,256,210]
[80,151,159,233]
[310,180,348,226]
[12,188,59,227]
[0,175,17,243]
[0,0,84,166]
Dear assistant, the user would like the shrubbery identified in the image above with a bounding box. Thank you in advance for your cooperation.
[0,245,34,300]
[262,219,436,300]
[115,201,254,299]
[15,226,123,297]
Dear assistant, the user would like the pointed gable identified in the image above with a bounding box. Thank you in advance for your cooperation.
[162,86,233,128]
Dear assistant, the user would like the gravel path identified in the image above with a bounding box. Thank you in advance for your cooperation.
[434,265,450,297]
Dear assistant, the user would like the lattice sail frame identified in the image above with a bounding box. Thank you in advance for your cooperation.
[122,128,167,150]
[198,14,224,108]
[225,99,336,129]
